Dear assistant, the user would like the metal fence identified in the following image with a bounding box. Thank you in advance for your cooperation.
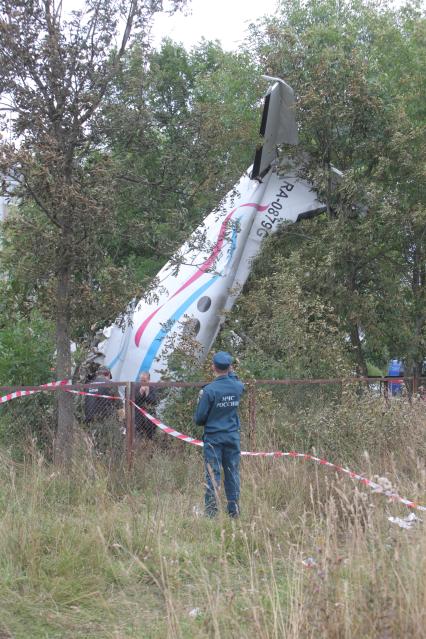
[0,376,425,466]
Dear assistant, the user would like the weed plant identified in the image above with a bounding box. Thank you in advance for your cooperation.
[0,394,425,637]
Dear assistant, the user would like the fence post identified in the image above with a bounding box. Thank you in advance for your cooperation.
[125,382,135,469]
[384,379,389,402]
[248,382,257,449]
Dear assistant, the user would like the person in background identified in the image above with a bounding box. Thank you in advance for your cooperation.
[134,371,158,439]
[84,365,121,455]
[84,365,115,423]
[194,351,244,518]
[387,359,404,397]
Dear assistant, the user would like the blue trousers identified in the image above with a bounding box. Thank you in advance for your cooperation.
[203,432,240,517]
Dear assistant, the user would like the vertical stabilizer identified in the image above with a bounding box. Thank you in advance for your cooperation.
[251,76,299,179]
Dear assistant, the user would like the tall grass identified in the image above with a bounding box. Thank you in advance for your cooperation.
[0,395,425,638]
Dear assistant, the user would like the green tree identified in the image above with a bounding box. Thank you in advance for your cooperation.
[0,312,54,385]
[227,245,351,379]
[0,0,185,463]
[245,0,425,376]
[102,39,261,281]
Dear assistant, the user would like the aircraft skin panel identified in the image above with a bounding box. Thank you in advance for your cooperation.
[97,166,325,381]
[99,173,266,380]
[222,170,326,315]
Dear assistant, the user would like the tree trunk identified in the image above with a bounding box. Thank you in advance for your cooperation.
[411,242,425,380]
[54,263,74,465]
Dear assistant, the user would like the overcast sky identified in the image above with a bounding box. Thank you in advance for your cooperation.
[64,0,406,51]
[150,0,279,50]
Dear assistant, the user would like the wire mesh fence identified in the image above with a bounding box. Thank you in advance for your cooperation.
[0,376,424,465]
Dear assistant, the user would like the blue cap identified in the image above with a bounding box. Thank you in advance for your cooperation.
[213,351,233,370]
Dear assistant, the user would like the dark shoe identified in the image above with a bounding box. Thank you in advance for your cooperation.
[227,502,240,518]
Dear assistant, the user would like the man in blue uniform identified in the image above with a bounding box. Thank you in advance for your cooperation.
[194,351,244,518]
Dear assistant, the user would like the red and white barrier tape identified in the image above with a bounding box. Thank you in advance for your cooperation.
[66,389,123,401]
[132,402,204,447]
[0,379,72,405]
[0,375,411,407]
[2,387,424,512]
[133,403,426,512]
[0,382,123,405]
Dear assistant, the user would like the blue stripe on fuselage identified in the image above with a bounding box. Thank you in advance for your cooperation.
[135,219,240,379]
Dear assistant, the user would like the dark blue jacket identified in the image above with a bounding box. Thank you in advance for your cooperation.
[194,374,244,434]
[84,376,115,422]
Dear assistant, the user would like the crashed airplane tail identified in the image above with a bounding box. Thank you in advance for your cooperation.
[94,77,327,381]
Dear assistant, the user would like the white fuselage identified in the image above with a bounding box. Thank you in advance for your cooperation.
[97,166,324,381]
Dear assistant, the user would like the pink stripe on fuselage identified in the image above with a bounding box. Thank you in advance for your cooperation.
[134,202,267,347]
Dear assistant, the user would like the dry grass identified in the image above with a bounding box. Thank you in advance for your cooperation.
[0,394,425,638]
